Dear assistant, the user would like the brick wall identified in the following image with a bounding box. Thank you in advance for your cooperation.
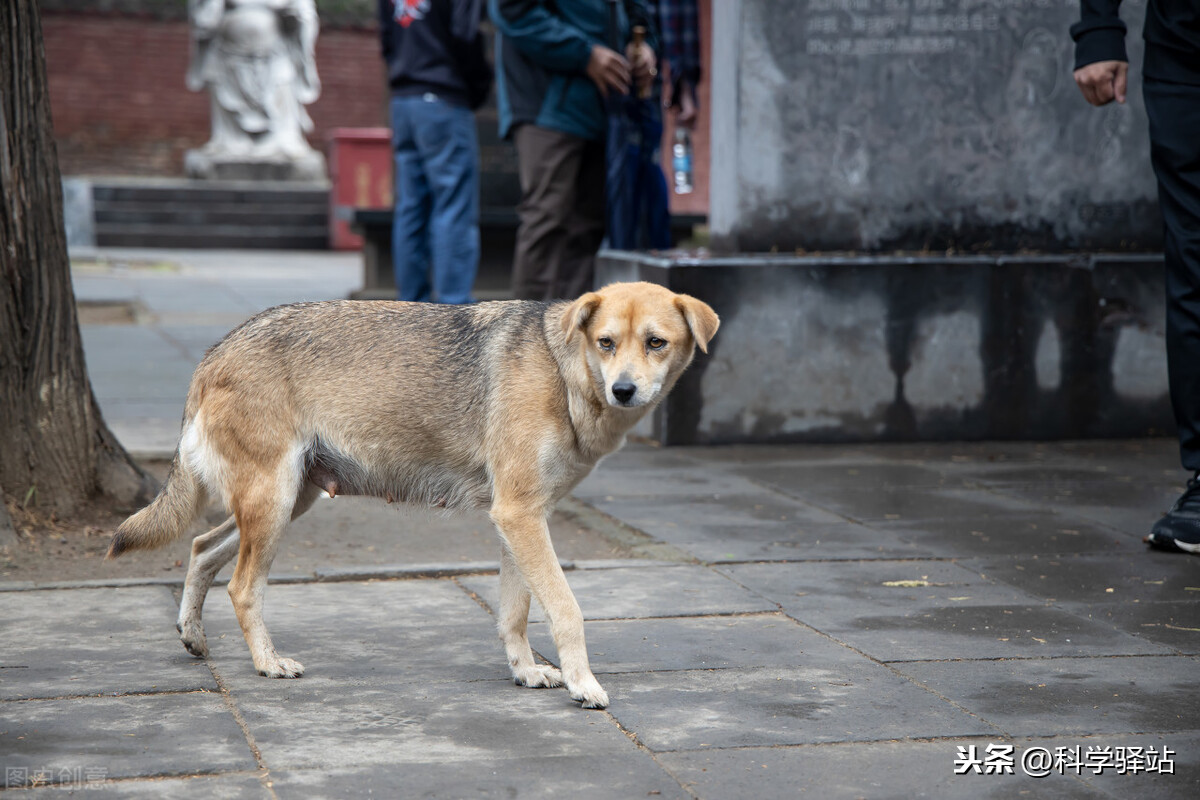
[42,6,710,217]
[42,12,387,177]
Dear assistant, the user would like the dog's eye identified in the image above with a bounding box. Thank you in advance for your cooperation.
[597,337,614,351]
[647,337,667,350]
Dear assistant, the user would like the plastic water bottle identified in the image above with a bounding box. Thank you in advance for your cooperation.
[672,129,693,195]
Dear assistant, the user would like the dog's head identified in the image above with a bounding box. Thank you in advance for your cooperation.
[562,282,719,409]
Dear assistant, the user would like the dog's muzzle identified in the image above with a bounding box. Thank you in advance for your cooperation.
[611,381,637,406]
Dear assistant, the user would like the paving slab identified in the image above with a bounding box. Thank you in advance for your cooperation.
[199,580,508,685]
[874,514,1144,558]
[746,483,1042,524]
[734,462,981,491]
[0,587,216,700]
[602,666,996,751]
[584,493,932,562]
[156,324,236,361]
[523,613,873,674]
[968,551,1200,605]
[664,525,932,563]
[719,562,1171,661]
[1063,601,1200,654]
[11,774,271,798]
[228,680,637,771]
[460,565,776,623]
[119,279,253,314]
[0,693,256,785]
[269,755,689,799]
[894,656,1200,737]
[574,463,778,501]
[1066,731,1200,799]
[985,480,1178,536]
[658,740,1107,800]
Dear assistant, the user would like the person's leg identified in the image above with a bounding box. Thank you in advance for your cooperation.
[391,96,433,302]
[511,126,587,301]
[1143,77,1200,552]
[558,137,607,300]
[413,97,479,304]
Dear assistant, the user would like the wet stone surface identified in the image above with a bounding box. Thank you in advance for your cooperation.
[7,439,1199,797]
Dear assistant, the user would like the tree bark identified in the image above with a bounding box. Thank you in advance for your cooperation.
[0,0,154,516]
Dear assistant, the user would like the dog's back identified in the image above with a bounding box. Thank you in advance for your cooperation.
[111,299,562,556]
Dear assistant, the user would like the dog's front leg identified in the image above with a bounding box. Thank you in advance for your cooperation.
[490,501,608,709]
[498,547,564,689]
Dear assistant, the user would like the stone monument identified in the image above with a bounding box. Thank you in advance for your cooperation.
[185,0,326,181]
[709,0,1156,252]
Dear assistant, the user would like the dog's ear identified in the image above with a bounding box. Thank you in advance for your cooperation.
[675,294,720,353]
[561,292,602,339]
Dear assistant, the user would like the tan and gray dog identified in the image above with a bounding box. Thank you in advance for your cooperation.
[108,281,718,708]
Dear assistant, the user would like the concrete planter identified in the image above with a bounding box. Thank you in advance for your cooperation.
[598,251,1172,445]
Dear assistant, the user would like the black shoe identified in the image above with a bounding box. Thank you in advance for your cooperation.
[1145,473,1200,554]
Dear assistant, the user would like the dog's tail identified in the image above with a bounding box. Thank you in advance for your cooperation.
[107,451,205,558]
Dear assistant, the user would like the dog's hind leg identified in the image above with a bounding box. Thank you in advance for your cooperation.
[178,516,239,658]
[176,484,320,659]
[498,546,563,689]
[226,466,308,678]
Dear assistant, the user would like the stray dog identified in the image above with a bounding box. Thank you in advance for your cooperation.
[108,282,718,708]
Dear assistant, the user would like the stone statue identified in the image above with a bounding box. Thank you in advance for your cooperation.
[184,0,326,181]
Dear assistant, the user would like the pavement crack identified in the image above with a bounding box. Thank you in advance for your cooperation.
[883,652,1193,664]
[1,688,216,703]
[558,496,699,563]
[453,576,494,616]
[203,658,278,800]
[599,708,700,800]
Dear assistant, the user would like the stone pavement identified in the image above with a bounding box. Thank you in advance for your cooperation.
[1,249,1199,798]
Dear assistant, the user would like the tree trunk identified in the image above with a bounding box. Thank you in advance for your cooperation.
[0,0,154,516]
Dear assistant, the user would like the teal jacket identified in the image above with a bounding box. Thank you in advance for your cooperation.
[490,0,656,141]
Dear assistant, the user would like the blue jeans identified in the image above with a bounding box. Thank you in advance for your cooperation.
[390,94,480,304]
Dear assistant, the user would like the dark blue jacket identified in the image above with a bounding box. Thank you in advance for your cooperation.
[490,0,655,141]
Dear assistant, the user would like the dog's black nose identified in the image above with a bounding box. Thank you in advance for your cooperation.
[612,382,637,404]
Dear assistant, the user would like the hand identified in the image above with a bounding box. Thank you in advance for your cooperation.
[675,82,697,130]
[1074,60,1128,106]
[626,41,657,96]
[587,45,631,98]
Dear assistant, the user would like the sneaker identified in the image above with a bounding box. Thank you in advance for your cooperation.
[1145,473,1200,553]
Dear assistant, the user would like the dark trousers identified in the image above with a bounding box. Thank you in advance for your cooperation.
[1144,77,1200,470]
[510,124,606,301]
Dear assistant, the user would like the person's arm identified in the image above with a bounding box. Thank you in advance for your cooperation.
[1070,0,1127,68]
[490,0,631,97]
[379,0,395,60]
[657,0,700,125]
[450,0,484,43]
[625,0,659,96]
[490,0,595,73]
[1070,0,1128,106]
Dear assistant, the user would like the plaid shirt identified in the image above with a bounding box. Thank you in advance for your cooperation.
[653,0,700,108]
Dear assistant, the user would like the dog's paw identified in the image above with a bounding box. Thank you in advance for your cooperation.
[567,674,609,709]
[513,664,563,689]
[176,621,208,658]
[257,656,305,679]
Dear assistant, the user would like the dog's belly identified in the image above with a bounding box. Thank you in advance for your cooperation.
[304,438,492,511]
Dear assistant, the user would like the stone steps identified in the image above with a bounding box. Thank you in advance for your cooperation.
[91,180,329,249]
